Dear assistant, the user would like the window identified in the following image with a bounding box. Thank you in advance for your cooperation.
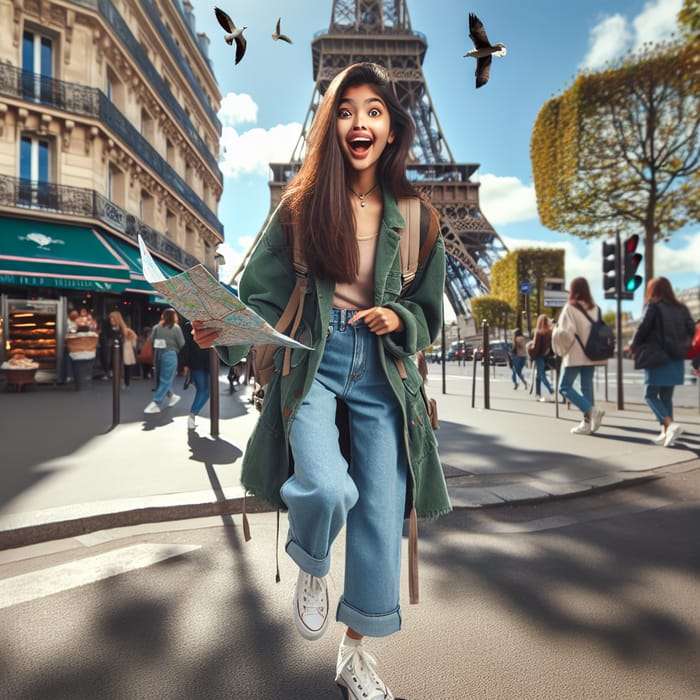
[19,135,51,207]
[108,164,125,207]
[140,190,154,225]
[141,108,155,143]
[166,139,175,168]
[106,67,125,111]
[22,30,53,102]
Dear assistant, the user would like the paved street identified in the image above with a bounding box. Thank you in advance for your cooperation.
[1,467,698,699]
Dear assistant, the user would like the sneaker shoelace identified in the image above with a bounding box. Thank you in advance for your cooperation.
[301,574,327,618]
[337,644,394,699]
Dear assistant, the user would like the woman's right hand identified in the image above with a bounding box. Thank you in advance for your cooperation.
[192,321,221,348]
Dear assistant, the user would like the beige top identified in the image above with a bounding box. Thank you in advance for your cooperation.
[332,230,379,310]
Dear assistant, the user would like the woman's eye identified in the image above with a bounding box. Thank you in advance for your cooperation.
[368,108,381,117]
[338,108,351,118]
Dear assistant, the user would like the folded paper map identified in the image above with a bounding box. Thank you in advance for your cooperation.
[138,235,309,349]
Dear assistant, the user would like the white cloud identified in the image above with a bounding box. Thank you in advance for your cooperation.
[218,92,258,127]
[580,14,632,70]
[633,0,683,49]
[478,173,538,226]
[219,122,302,178]
[581,0,683,70]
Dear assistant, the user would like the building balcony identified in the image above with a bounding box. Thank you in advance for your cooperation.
[0,174,199,271]
[0,63,222,237]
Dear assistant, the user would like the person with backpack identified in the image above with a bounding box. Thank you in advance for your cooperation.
[552,276,607,435]
[529,314,556,402]
[193,63,449,699]
[510,328,528,390]
[628,277,695,447]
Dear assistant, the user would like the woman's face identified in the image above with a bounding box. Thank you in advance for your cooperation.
[336,84,394,177]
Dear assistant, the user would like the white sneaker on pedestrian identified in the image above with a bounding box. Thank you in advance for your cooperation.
[168,393,181,407]
[571,420,591,435]
[651,429,666,445]
[336,636,395,700]
[664,422,683,447]
[589,406,605,433]
[187,415,196,430]
[538,396,546,402]
[144,401,160,414]
[293,569,330,641]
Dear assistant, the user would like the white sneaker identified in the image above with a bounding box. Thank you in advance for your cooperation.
[293,570,330,641]
[664,422,683,447]
[571,420,591,435]
[589,407,605,433]
[168,393,181,407]
[187,415,196,430]
[336,636,395,700]
[144,401,160,414]
[651,430,666,445]
[538,396,547,402]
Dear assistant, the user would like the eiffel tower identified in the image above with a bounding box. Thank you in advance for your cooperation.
[238,0,507,319]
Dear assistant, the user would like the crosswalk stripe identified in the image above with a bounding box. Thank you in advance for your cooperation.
[0,543,201,610]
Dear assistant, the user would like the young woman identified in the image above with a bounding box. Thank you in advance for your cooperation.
[531,314,555,401]
[553,277,606,435]
[180,320,211,430]
[107,310,137,389]
[629,277,694,446]
[510,327,528,390]
[194,62,450,699]
[144,308,185,414]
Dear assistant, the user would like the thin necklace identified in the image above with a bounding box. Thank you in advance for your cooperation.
[349,182,379,207]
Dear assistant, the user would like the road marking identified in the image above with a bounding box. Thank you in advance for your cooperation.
[0,543,200,610]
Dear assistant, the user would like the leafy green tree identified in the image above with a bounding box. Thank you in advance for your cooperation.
[470,296,514,340]
[531,36,700,284]
[679,0,700,40]
[490,248,565,329]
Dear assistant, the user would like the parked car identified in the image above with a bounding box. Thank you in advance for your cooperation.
[487,341,512,366]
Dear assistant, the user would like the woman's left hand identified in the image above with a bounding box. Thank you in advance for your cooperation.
[350,307,404,335]
[192,320,221,348]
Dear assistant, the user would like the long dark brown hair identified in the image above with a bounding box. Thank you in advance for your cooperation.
[644,276,681,305]
[281,62,418,282]
[568,276,595,310]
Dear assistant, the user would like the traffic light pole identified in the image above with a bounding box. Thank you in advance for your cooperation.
[615,230,624,411]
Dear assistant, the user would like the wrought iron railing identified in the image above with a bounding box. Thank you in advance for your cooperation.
[0,63,223,236]
[0,174,199,270]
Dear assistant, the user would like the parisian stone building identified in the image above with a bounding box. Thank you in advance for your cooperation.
[0,0,223,380]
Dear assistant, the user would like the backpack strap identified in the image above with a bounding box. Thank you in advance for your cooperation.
[279,237,308,377]
[397,197,421,292]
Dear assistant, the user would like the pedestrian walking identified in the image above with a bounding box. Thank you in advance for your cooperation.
[628,277,694,447]
[510,327,528,390]
[144,308,185,414]
[529,314,555,401]
[107,311,137,389]
[180,320,210,430]
[552,276,606,435]
[193,62,450,699]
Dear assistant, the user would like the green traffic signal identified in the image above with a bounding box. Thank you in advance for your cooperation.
[622,234,643,296]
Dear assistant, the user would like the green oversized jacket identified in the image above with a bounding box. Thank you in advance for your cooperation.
[219,192,452,520]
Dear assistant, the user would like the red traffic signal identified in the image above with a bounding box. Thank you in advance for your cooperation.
[623,235,643,295]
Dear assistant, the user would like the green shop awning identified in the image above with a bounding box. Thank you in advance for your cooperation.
[101,233,183,295]
[0,219,131,291]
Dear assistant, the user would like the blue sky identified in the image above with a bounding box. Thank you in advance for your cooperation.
[187,0,697,319]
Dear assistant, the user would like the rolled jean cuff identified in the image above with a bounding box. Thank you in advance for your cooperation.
[336,597,402,638]
[285,537,330,578]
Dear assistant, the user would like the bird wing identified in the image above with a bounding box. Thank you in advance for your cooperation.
[215,7,234,33]
[475,55,492,88]
[275,18,282,35]
[234,35,247,65]
[468,13,491,49]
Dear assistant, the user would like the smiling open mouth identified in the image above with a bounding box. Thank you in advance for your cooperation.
[348,136,372,154]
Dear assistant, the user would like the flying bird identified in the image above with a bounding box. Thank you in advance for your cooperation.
[214,7,247,65]
[464,13,507,88]
[272,17,292,44]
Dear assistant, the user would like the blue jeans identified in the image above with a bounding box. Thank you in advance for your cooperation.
[153,349,178,404]
[511,355,527,386]
[559,365,595,416]
[534,356,554,396]
[644,385,674,425]
[190,369,210,415]
[283,309,408,637]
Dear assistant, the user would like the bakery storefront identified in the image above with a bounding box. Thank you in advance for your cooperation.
[0,218,176,384]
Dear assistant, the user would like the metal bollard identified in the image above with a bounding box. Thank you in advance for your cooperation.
[209,349,220,437]
[112,339,121,427]
[482,319,490,410]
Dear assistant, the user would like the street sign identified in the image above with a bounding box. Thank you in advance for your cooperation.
[543,277,568,307]
[519,281,532,294]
